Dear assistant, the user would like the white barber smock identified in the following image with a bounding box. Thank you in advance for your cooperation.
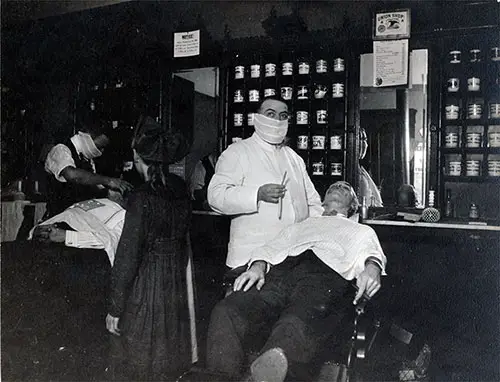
[208,133,323,268]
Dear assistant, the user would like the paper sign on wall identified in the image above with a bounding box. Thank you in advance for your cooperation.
[174,30,200,58]
[373,39,408,87]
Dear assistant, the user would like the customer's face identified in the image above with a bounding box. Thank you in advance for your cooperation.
[258,99,289,121]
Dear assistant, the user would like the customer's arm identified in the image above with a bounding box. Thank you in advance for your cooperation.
[353,227,387,304]
[233,223,300,292]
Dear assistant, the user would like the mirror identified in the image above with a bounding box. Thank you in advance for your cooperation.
[358,49,428,208]
[170,67,220,196]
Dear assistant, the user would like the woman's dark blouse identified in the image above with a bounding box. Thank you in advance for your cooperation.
[108,174,191,317]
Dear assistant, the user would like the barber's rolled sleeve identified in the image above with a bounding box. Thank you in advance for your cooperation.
[45,144,76,182]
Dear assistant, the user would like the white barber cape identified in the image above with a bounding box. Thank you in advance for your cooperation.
[248,215,387,280]
[208,133,323,268]
[29,198,125,265]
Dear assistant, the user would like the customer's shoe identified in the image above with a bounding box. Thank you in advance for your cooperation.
[249,347,288,382]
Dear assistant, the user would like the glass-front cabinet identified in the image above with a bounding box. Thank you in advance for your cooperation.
[439,32,500,222]
[225,46,350,197]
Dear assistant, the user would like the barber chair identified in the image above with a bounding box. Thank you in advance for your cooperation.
[178,266,384,382]
[317,290,382,382]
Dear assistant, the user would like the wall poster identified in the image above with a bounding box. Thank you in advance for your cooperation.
[373,39,409,87]
[173,30,200,58]
[373,9,411,40]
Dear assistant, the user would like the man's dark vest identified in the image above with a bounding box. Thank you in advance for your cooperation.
[201,155,215,188]
[46,139,106,218]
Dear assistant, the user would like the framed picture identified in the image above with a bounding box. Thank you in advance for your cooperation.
[373,9,411,40]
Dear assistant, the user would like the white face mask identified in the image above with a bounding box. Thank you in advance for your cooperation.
[77,132,102,159]
[254,114,288,145]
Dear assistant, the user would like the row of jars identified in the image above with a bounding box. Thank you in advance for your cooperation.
[444,131,500,148]
[234,110,340,126]
[448,47,500,64]
[296,134,343,150]
[230,140,344,176]
[233,84,344,102]
[234,59,345,79]
[446,76,485,92]
[230,132,343,152]
[445,102,500,120]
[447,158,500,176]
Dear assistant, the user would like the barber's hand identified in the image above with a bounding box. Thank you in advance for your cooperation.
[354,263,381,305]
[106,313,121,336]
[233,261,267,292]
[106,178,133,194]
[257,184,286,204]
[33,224,65,243]
[108,190,124,205]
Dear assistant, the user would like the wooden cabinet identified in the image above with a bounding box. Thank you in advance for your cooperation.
[225,48,350,196]
[75,77,163,176]
[438,32,500,222]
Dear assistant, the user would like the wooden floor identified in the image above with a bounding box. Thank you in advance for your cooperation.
[2,239,499,381]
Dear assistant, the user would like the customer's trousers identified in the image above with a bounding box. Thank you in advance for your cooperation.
[206,250,351,378]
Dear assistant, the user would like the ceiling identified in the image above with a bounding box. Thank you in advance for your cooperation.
[1,0,132,24]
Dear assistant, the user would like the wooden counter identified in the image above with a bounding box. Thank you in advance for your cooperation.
[365,218,499,377]
[364,219,500,232]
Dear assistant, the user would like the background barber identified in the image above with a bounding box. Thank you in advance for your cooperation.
[44,110,133,218]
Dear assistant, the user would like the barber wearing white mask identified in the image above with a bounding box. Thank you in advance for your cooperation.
[208,98,323,270]
[44,112,133,218]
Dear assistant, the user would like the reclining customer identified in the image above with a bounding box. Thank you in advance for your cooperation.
[206,181,386,381]
[31,195,126,265]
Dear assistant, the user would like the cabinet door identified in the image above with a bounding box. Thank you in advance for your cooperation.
[439,33,500,222]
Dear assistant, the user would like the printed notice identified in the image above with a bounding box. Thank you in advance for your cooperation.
[174,30,200,58]
[373,39,408,87]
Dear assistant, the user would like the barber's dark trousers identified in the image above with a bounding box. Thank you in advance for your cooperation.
[206,250,351,378]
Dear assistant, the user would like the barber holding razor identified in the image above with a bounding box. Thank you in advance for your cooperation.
[208,97,323,270]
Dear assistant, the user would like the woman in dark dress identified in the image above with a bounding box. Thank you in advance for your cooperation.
[106,116,192,381]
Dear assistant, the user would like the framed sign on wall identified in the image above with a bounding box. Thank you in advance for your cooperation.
[373,9,411,40]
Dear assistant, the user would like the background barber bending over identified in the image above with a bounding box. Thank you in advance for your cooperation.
[208,97,323,271]
[44,111,133,218]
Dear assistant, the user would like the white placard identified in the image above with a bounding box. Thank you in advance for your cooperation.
[373,39,408,87]
[373,9,411,39]
[174,30,200,58]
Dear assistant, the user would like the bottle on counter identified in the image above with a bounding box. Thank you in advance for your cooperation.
[12,180,26,201]
[360,196,369,221]
[444,189,454,218]
[469,203,479,219]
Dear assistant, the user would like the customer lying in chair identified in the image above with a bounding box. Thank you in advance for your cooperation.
[30,194,126,266]
[206,181,386,382]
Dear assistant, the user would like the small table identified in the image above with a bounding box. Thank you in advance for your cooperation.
[1,201,46,242]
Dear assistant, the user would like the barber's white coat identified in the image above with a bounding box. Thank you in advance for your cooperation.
[208,133,323,268]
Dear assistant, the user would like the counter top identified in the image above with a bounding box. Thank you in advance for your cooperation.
[364,219,500,232]
[192,210,224,216]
